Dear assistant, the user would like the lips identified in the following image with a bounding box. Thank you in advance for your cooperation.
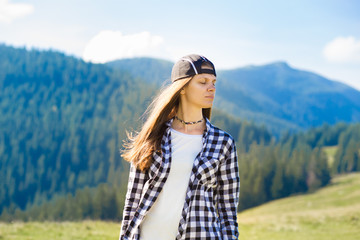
[205,96,214,99]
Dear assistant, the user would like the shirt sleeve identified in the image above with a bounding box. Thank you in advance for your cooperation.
[216,138,240,239]
[119,163,147,239]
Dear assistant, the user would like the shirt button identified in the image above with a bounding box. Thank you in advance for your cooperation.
[149,184,154,189]
[135,212,139,217]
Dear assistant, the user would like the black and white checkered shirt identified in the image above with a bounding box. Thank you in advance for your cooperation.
[120,118,240,240]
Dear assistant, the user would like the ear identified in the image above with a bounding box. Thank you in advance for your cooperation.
[180,88,185,95]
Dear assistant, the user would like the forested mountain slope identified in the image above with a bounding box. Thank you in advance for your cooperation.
[0,44,154,212]
[0,44,270,214]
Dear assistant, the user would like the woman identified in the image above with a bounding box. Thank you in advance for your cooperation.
[119,54,240,240]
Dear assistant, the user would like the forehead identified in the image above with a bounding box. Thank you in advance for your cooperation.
[193,73,216,81]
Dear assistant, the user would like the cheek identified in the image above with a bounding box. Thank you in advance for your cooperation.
[192,83,206,92]
[188,85,204,98]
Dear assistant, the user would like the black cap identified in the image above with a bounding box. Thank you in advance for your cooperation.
[171,54,216,82]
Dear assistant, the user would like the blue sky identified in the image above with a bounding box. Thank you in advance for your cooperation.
[1,0,360,89]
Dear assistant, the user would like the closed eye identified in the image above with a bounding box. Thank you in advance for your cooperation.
[199,77,216,85]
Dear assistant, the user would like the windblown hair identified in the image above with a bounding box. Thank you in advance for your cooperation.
[121,77,212,171]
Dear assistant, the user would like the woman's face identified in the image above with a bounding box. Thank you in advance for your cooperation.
[181,73,216,109]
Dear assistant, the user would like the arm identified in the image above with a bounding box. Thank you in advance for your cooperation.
[216,139,240,239]
[119,163,147,239]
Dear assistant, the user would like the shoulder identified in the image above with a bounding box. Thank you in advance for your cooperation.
[209,122,235,141]
[208,122,236,149]
[205,123,237,164]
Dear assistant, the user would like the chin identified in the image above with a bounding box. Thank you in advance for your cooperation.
[202,103,214,108]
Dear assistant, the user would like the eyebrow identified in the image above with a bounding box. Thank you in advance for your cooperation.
[201,77,216,81]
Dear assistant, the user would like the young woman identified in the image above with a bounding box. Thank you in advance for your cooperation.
[119,54,240,240]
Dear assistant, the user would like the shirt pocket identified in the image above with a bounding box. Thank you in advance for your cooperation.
[196,156,220,188]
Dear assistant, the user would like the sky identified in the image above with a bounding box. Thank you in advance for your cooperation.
[1,0,360,89]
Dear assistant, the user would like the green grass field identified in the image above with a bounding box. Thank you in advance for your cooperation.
[1,173,359,240]
[0,221,120,240]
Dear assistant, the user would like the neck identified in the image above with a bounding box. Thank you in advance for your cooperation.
[172,103,206,134]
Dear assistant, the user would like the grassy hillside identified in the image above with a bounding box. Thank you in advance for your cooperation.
[1,173,359,239]
[238,173,360,240]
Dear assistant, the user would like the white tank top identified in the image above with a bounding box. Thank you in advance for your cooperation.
[140,128,203,240]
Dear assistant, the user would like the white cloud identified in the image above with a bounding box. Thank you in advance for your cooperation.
[82,31,166,63]
[323,36,360,63]
[0,0,34,23]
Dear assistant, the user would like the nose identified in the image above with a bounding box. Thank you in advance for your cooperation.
[208,83,216,92]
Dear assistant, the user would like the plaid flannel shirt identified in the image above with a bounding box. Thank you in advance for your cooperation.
[119,118,240,240]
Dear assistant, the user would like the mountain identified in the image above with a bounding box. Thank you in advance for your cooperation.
[0,44,269,213]
[107,59,360,135]
[217,62,360,133]
[2,44,358,221]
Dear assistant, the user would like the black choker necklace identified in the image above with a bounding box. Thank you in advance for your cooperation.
[175,115,204,125]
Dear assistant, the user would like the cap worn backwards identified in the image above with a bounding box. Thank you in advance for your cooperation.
[171,54,216,82]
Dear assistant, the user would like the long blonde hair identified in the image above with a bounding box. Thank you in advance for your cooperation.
[122,77,212,171]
